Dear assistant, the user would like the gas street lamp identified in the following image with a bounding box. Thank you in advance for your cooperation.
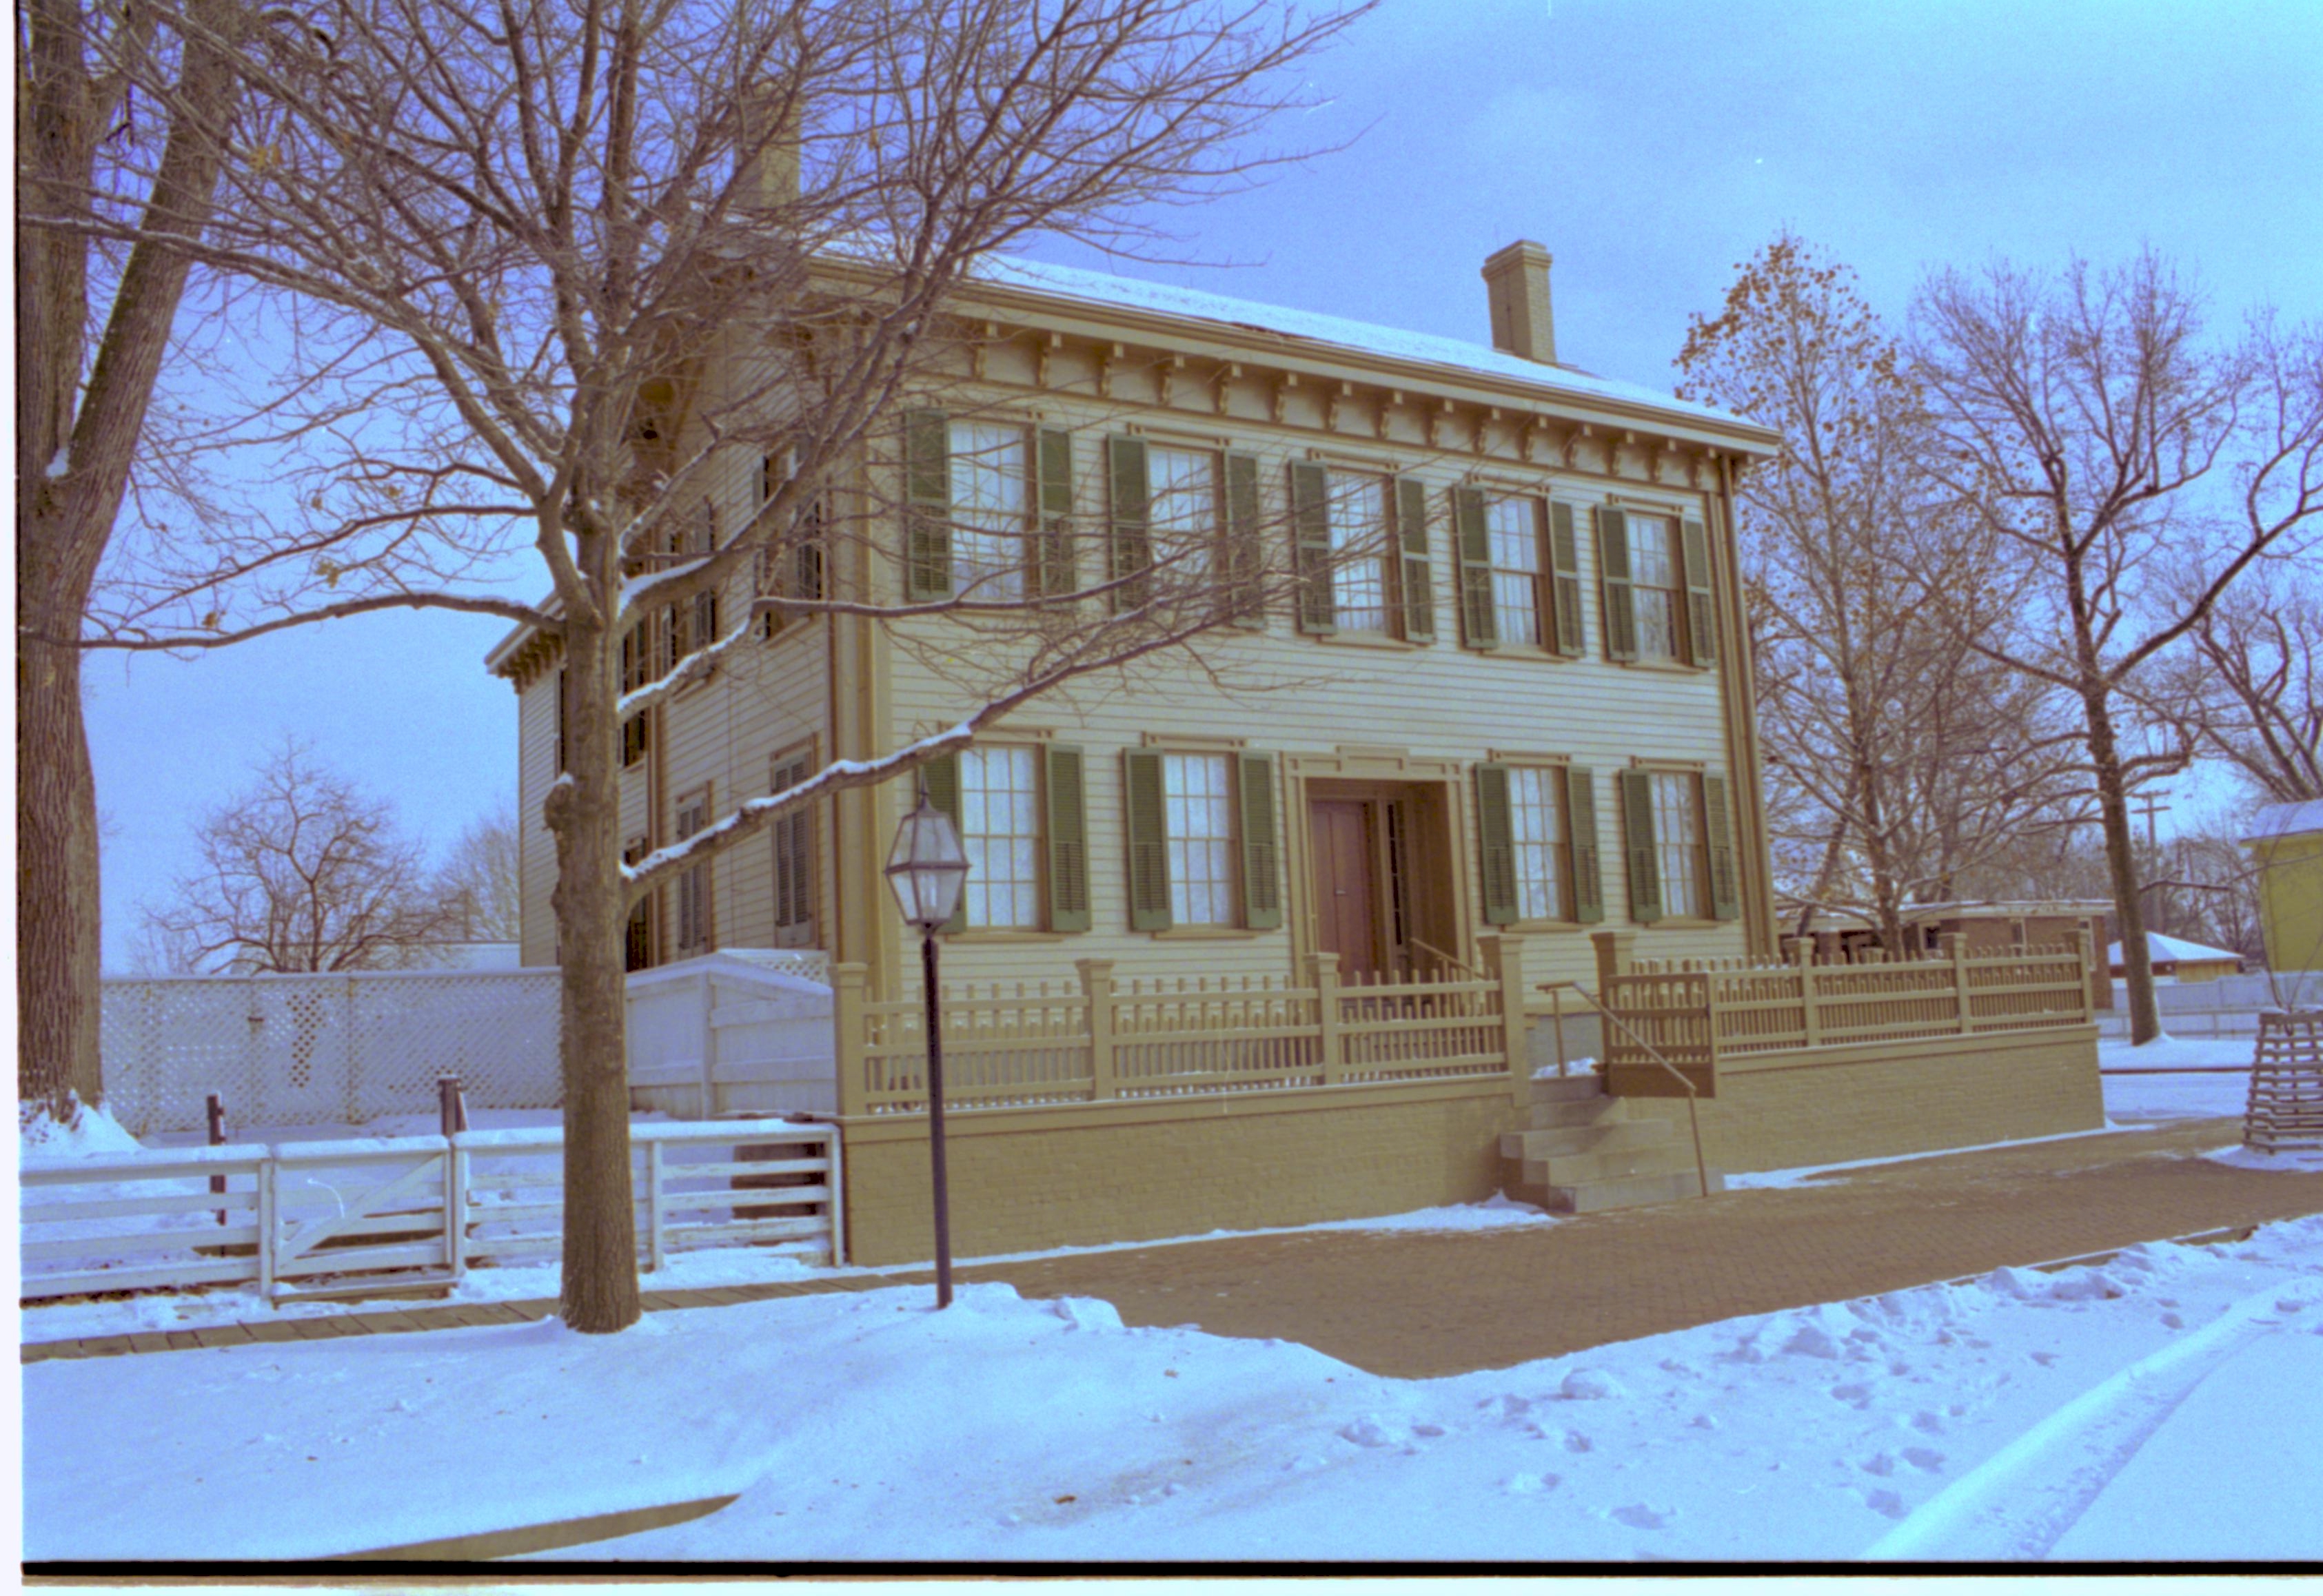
[883,782,971,1308]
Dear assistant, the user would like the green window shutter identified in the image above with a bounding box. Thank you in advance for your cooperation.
[1619,768,1661,923]
[1122,748,1173,931]
[904,410,951,601]
[1452,487,1497,649]
[1289,461,1335,635]
[1598,507,1637,662]
[1681,518,1717,667]
[1704,770,1741,921]
[1224,452,1264,629]
[1035,428,1075,597]
[1238,752,1282,930]
[1474,763,1519,926]
[1549,502,1585,658]
[920,753,967,934]
[1106,435,1150,611]
[1044,744,1091,932]
[1393,476,1434,642]
[1565,765,1604,923]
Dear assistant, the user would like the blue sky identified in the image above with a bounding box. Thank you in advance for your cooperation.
[84,0,2323,968]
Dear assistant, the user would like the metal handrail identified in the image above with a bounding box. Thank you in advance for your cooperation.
[1536,980,1712,1203]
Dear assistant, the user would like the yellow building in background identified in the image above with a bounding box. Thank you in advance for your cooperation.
[2245,800,2323,979]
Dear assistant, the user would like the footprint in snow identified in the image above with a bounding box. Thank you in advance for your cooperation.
[1283,1453,1328,1473]
[1338,1417,1405,1449]
[1909,1411,1947,1435]
[1563,1430,1594,1454]
[1559,1369,1627,1400]
[1829,1383,1874,1408]
[1859,1488,1907,1520]
[1902,1446,1945,1473]
[1607,1503,1674,1530]
[1860,1452,1896,1477]
[1503,1473,1560,1495]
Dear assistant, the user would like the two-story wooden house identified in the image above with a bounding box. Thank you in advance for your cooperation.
[493,241,1782,1007]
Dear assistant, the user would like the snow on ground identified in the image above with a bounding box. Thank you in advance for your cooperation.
[23,1215,2323,1562]
[2098,1036,2258,1124]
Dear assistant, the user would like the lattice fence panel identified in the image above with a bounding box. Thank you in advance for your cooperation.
[101,971,563,1136]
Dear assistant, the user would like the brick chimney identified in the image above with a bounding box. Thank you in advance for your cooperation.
[1481,240,1556,365]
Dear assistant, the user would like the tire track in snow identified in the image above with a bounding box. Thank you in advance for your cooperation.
[1864,1279,2323,1561]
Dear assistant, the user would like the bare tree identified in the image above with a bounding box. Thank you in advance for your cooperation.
[1677,234,2087,952]
[17,0,245,1122]
[2167,561,2323,803]
[436,806,524,943]
[138,739,462,972]
[1911,253,2323,1043]
[68,0,1361,1329]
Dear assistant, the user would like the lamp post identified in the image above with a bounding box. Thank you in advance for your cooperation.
[883,782,971,1309]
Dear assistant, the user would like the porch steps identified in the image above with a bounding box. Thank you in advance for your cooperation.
[1501,1073,1722,1214]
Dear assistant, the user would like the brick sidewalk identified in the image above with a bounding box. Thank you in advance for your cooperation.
[24,1118,2323,1380]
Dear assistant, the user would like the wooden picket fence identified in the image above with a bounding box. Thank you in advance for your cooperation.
[1599,932,2096,1085]
[831,939,1529,1116]
[19,1119,840,1303]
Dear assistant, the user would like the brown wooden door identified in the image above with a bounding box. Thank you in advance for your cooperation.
[1311,799,1381,979]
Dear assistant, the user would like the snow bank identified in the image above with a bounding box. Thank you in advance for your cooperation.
[20,1096,145,1156]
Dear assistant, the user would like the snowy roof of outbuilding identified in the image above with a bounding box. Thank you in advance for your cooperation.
[2106,932,2244,966]
[965,254,1763,436]
[2244,799,2323,843]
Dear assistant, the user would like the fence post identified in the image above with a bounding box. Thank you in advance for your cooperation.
[1796,938,1821,1048]
[1479,934,1529,1103]
[2069,928,2096,1024]
[1310,952,1344,1086]
[257,1154,277,1298]
[1944,932,1973,1035]
[698,969,717,1120]
[1592,928,1636,989]
[1077,959,1117,1101]
[832,963,869,1118]
[446,1136,468,1282]
[646,1138,666,1273]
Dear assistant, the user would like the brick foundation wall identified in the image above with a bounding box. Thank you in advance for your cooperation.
[835,1079,1528,1266]
[1619,1025,2104,1174]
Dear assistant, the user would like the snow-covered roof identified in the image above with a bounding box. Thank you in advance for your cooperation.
[2106,932,2244,966]
[967,254,1764,437]
[2244,799,2323,843]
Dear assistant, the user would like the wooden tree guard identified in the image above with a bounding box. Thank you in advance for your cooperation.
[2244,1010,2323,1154]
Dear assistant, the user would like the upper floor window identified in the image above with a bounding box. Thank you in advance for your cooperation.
[1627,514,1682,662]
[1327,475,1392,634]
[1289,465,1432,642]
[1487,497,1543,648]
[1149,447,1217,581]
[903,411,1074,603]
[949,422,1028,602]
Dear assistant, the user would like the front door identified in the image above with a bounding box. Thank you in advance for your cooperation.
[1310,799,1381,980]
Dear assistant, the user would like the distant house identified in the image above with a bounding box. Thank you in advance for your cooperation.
[2244,799,2323,976]
[2107,931,2244,984]
[1780,899,2112,1012]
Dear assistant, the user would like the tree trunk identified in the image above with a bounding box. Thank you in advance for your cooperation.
[2085,695,2160,1044]
[546,619,642,1333]
[16,628,104,1121]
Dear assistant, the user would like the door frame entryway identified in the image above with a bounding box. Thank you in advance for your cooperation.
[1283,747,1475,983]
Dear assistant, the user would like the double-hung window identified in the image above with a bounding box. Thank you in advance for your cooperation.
[769,748,816,948]
[1474,763,1602,925]
[904,411,1074,602]
[949,422,1028,602]
[756,452,826,639]
[1599,507,1718,667]
[1163,753,1237,926]
[1122,748,1282,932]
[673,788,713,954]
[1487,497,1543,647]
[1290,465,1432,640]
[1149,447,1217,582]
[917,744,1091,933]
[623,835,655,970]
[1615,768,1741,924]
[1627,515,1682,663]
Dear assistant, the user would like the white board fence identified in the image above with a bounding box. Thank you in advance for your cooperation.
[19,1118,840,1302]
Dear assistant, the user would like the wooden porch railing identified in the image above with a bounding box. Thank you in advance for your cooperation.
[831,936,1530,1116]
[1592,929,2096,1086]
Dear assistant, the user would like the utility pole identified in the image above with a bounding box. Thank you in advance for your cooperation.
[2131,790,2173,938]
